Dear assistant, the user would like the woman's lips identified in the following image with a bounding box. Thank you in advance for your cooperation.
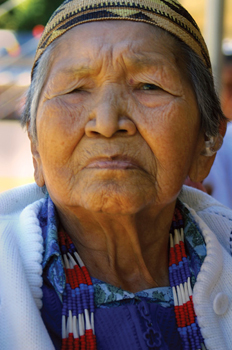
[85,159,140,170]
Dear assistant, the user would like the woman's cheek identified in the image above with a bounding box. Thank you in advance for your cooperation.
[40,97,88,137]
[133,99,177,138]
[37,100,88,163]
[135,99,197,164]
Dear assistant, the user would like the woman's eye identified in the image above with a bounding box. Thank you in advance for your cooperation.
[141,83,160,91]
[69,88,82,94]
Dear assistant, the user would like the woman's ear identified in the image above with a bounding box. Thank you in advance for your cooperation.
[219,118,227,138]
[188,147,216,183]
[188,120,227,182]
[27,123,45,187]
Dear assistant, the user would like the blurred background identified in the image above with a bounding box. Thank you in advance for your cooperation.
[0,0,232,192]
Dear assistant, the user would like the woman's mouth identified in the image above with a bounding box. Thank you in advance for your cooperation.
[85,158,140,170]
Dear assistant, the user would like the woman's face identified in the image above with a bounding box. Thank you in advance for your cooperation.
[33,21,206,215]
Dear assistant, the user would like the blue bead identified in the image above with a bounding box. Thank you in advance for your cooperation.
[169,269,174,287]
[75,287,80,296]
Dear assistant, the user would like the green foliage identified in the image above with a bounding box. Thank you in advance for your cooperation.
[0,0,63,30]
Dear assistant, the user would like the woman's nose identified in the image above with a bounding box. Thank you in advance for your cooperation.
[85,88,137,138]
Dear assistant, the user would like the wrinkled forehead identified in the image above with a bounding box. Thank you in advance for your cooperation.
[46,21,182,80]
[53,20,178,58]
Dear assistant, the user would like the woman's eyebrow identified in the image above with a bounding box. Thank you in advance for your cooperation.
[123,55,178,76]
[57,65,94,77]
[130,57,160,68]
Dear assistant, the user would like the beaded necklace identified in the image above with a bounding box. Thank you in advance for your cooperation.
[169,208,206,350]
[58,208,206,350]
[59,231,96,350]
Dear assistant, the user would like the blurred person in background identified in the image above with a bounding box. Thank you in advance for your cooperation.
[1,1,232,350]
[204,51,232,208]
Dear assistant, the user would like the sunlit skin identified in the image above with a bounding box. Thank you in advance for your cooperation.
[221,63,232,120]
[30,21,214,292]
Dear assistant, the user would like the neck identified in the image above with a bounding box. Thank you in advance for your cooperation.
[56,202,176,292]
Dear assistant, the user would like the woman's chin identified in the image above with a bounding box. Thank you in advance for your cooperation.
[76,184,156,215]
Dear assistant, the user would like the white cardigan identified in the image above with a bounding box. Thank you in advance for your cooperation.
[1,183,232,350]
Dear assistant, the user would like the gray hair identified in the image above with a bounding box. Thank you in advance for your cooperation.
[177,40,227,136]
[21,34,226,143]
[21,42,56,143]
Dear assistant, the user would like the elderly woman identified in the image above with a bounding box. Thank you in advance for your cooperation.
[1,0,232,349]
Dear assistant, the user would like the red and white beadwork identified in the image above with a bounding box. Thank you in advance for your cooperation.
[59,230,96,350]
[169,208,206,350]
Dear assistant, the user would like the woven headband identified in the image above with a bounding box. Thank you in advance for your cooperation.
[32,0,211,76]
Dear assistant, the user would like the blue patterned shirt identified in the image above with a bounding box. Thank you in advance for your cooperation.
[38,196,206,308]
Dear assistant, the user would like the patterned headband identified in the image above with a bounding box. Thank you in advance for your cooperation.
[32,0,211,76]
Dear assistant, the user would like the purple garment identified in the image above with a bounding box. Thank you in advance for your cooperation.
[41,280,182,349]
[94,301,182,349]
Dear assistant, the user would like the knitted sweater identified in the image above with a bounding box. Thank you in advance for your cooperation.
[0,183,232,350]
